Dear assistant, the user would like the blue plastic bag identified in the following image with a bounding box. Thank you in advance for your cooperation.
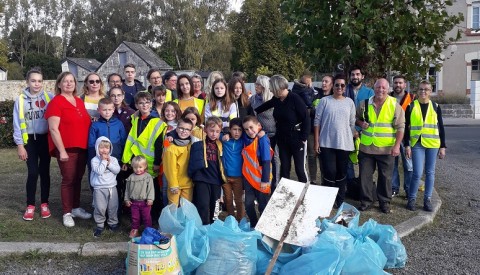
[176,220,209,273]
[279,247,344,275]
[342,236,388,275]
[196,216,262,274]
[159,198,202,235]
[305,222,355,259]
[138,227,170,244]
[325,202,361,230]
[361,219,407,269]
[256,238,302,275]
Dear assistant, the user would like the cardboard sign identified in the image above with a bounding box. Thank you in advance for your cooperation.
[255,178,338,247]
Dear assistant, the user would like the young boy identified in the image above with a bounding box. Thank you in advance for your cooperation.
[163,119,199,206]
[124,156,154,238]
[90,137,121,237]
[242,115,273,227]
[122,92,166,223]
[221,118,245,221]
[188,116,226,225]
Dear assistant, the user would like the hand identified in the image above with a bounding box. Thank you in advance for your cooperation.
[361,121,369,129]
[153,165,160,173]
[222,134,230,141]
[260,182,269,191]
[166,136,173,142]
[314,143,321,154]
[438,148,446,159]
[59,151,69,162]
[353,131,359,139]
[125,201,132,207]
[391,145,400,157]
[146,200,153,206]
[405,146,411,159]
[122,164,129,171]
[258,130,266,138]
[170,187,179,194]
[17,145,28,161]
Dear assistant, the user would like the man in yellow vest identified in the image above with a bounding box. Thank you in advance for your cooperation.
[355,78,405,213]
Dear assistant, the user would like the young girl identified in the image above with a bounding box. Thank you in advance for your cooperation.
[151,85,167,118]
[124,155,155,238]
[181,107,204,140]
[204,78,237,133]
[110,86,135,135]
[229,77,250,120]
[174,74,205,115]
[13,68,54,221]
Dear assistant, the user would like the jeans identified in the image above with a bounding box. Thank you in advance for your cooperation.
[307,133,320,183]
[25,134,51,206]
[392,143,413,194]
[409,143,438,201]
[56,148,87,214]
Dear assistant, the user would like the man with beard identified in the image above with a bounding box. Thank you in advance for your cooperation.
[344,66,374,192]
[390,75,415,197]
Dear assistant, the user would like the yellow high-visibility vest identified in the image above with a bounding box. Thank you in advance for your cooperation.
[18,91,51,144]
[360,96,397,147]
[410,100,440,148]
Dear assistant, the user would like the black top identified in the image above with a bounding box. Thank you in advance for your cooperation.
[404,101,446,148]
[255,91,310,141]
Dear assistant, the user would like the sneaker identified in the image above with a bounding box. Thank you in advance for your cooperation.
[23,205,35,221]
[424,199,433,212]
[392,191,398,197]
[380,202,391,214]
[406,199,416,211]
[129,229,139,239]
[93,227,104,237]
[63,213,75,227]
[109,224,120,232]
[40,203,51,219]
[72,208,92,219]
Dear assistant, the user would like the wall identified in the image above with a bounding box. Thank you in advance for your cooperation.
[0,80,56,101]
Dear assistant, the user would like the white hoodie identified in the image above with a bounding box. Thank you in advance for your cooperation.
[90,136,121,189]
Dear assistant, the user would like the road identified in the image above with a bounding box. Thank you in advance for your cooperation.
[394,126,480,274]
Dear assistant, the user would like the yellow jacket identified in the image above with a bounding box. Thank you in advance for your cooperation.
[163,139,196,189]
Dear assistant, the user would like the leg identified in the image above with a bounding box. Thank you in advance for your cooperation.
[359,152,375,208]
[37,135,51,204]
[167,186,181,206]
[162,174,168,207]
[231,177,245,221]
[72,149,87,209]
[209,184,221,224]
[423,147,439,200]
[320,147,337,187]
[141,201,152,228]
[130,201,141,230]
[107,187,119,226]
[277,136,292,180]
[222,178,235,217]
[391,156,400,194]
[401,146,413,196]
[269,136,279,192]
[409,143,426,200]
[151,176,162,224]
[243,179,258,227]
[292,135,308,183]
[335,149,350,207]
[306,133,317,183]
[57,151,78,214]
[180,187,194,203]
[376,154,394,204]
[193,182,211,225]
[256,189,270,217]
[25,140,40,206]
[93,189,107,228]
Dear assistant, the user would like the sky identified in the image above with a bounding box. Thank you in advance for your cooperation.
[230,0,243,12]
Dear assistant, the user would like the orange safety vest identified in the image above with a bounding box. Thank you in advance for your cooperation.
[400,93,415,111]
[242,137,274,194]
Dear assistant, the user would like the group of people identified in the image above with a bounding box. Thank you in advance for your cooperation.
[13,63,446,240]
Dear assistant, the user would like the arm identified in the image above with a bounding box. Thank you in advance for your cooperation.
[436,105,446,159]
[313,99,324,154]
[146,175,155,204]
[258,136,272,188]
[204,103,212,120]
[391,104,405,157]
[91,157,108,175]
[124,178,132,206]
[254,98,275,114]
[13,98,27,161]
[163,150,179,189]
[350,100,358,138]
[87,125,97,162]
[48,116,68,161]
[296,97,310,141]
[108,157,121,175]
[153,129,165,166]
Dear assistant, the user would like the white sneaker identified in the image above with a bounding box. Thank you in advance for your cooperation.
[71,208,92,219]
[63,213,75,227]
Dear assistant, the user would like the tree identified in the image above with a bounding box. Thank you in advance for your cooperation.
[24,53,61,79]
[281,0,463,79]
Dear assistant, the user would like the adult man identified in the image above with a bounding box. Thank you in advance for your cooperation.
[122,64,146,110]
[107,73,123,90]
[390,75,415,197]
[356,78,405,213]
[163,71,178,100]
[292,72,319,184]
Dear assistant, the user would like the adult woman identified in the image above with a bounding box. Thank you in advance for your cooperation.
[163,71,178,100]
[255,75,309,183]
[405,80,446,211]
[313,74,356,207]
[81,72,106,120]
[204,71,224,98]
[229,77,249,120]
[174,74,205,116]
[192,74,206,99]
[147,68,173,102]
[45,72,92,227]
[110,86,135,134]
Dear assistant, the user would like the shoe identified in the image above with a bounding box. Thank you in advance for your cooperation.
[23,205,35,221]
[63,213,75,227]
[406,199,416,211]
[380,203,391,214]
[358,204,370,211]
[129,229,139,238]
[93,227,104,237]
[40,203,51,219]
[424,198,433,212]
[72,208,92,219]
[392,191,398,197]
[109,224,120,232]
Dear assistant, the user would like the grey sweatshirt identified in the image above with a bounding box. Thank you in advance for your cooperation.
[90,136,121,189]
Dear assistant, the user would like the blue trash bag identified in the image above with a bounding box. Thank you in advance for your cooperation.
[176,220,209,274]
[256,238,302,275]
[323,202,361,230]
[341,236,388,275]
[138,227,170,244]
[196,216,262,275]
[304,222,355,259]
[239,217,253,232]
[159,198,202,235]
[361,219,407,269]
[279,247,344,275]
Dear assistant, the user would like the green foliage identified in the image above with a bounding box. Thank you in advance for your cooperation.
[24,53,61,79]
[5,62,24,80]
[0,100,15,148]
[281,0,463,79]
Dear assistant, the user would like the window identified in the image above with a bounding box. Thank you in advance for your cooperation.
[472,59,480,71]
[118,52,127,67]
[474,6,480,30]
[428,66,437,93]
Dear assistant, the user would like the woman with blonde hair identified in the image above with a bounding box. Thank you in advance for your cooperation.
[81,72,106,120]
[204,71,224,98]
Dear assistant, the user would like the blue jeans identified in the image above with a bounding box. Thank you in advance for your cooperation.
[409,143,438,201]
[392,143,413,194]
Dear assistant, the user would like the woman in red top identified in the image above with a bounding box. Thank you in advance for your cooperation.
[45,72,92,227]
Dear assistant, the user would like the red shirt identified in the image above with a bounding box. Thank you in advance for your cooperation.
[45,95,91,155]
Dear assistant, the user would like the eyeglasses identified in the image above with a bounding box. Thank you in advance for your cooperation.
[334,83,346,88]
[177,127,192,132]
[418,88,431,92]
[110,94,123,98]
[88,79,101,84]
[137,101,151,106]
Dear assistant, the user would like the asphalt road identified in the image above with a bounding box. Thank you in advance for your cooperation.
[394,126,480,274]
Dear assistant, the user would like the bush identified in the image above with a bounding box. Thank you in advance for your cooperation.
[0,100,16,148]
[432,94,470,104]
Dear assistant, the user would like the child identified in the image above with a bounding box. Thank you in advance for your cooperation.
[204,78,237,133]
[181,107,204,140]
[122,92,166,224]
[90,137,121,237]
[188,116,226,225]
[174,74,206,114]
[242,115,273,227]
[221,118,245,221]
[150,85,167,118]
[163,119,199,206]
[13,68,54,221]
[229,77,250,120]
[124,155,155,238]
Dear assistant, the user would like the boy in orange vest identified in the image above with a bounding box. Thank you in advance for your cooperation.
[242,115,273,227]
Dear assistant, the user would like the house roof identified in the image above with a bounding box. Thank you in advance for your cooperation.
[123,41,173,70]
[63,57,101,72]
[0,66,7,72]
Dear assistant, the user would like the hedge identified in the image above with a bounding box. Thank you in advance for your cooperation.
[0,100,16,148]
